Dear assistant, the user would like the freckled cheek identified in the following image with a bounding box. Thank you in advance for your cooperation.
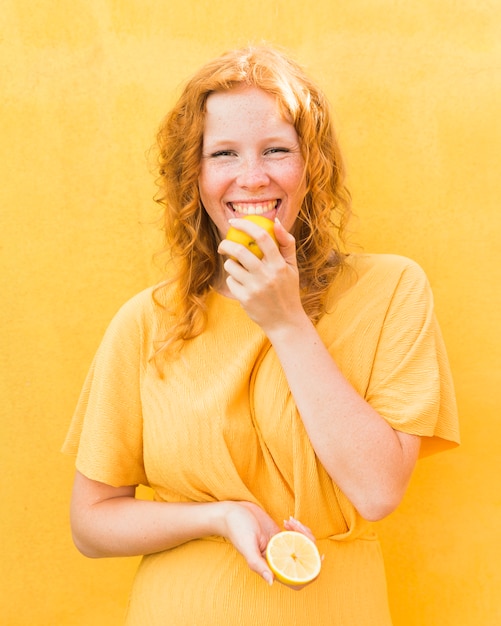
[282,163,307,196]
[200,164,234,191]
[270,155,305,186]
[199,169,223,202]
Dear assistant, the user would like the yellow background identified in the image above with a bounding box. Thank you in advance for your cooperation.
[1,1,499,624]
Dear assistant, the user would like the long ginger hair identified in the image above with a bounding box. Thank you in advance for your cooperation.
[153,44,351,357]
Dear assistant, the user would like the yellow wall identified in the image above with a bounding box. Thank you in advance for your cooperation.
[1,1,499,624]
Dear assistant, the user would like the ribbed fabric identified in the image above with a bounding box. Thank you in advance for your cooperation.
[62,253,459,625]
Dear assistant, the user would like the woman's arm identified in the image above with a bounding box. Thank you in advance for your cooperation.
[70,471,223,558]
[219,219,421,521]
[70,471,279,583]
[264,315,421,521]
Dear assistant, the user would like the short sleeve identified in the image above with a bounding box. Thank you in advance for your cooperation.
[365,258,460,457]
[62,292,150,487]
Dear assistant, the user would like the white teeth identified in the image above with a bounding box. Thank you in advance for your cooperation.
[231,201,277,215]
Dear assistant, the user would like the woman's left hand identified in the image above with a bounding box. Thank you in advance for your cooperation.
[282,515,317,543]
[218,218,305,333]
[276,516,322,591]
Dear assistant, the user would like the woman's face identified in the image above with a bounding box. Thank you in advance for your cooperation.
[199,86,306,239]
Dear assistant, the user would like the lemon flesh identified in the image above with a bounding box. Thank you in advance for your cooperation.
[265,531,321,586]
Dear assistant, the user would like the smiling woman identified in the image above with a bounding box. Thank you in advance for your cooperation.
[62,44,459,626]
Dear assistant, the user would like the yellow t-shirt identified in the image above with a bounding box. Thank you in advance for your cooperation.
[63,253,459,625]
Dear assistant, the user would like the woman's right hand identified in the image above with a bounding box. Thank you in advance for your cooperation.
[218,501,280,585]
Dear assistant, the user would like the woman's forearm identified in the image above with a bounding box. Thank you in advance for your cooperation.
[266,313,420,521]
[70,473,283,585]
[70,472,227,558]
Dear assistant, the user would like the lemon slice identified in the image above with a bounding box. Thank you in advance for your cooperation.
[265,531,321,586]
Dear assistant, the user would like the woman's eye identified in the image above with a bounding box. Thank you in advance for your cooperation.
[212,150,235,157]
[266,147,289,155]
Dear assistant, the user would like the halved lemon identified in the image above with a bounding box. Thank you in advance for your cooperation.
[225,215,278,259]
[265,531,322,587]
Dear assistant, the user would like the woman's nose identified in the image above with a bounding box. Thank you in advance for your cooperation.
[236,159,270,189]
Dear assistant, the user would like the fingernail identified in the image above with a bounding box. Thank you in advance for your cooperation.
[290,516,307,530]
[263,571,274,586]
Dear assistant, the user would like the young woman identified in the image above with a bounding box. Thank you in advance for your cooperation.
[63,45,459,625]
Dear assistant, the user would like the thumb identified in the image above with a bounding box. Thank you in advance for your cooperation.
[258,556,274,586]
[262,569,274,586]
[243,543,274,586]
[274,218,297,263]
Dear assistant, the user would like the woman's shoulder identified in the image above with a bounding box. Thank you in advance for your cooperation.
[108,285,157,325]
[344,252,427,278]
[328,253,432,312]
[344,252,430,291]
[101,283,178,344]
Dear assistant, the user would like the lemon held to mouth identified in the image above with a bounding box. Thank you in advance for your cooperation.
[225,215,278,259]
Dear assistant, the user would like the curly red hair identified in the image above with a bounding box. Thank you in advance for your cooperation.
[153,44,351,357]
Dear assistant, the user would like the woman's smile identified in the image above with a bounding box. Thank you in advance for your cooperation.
[228,199,279,217]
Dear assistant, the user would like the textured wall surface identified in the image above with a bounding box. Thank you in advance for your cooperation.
[1,1,499,624]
